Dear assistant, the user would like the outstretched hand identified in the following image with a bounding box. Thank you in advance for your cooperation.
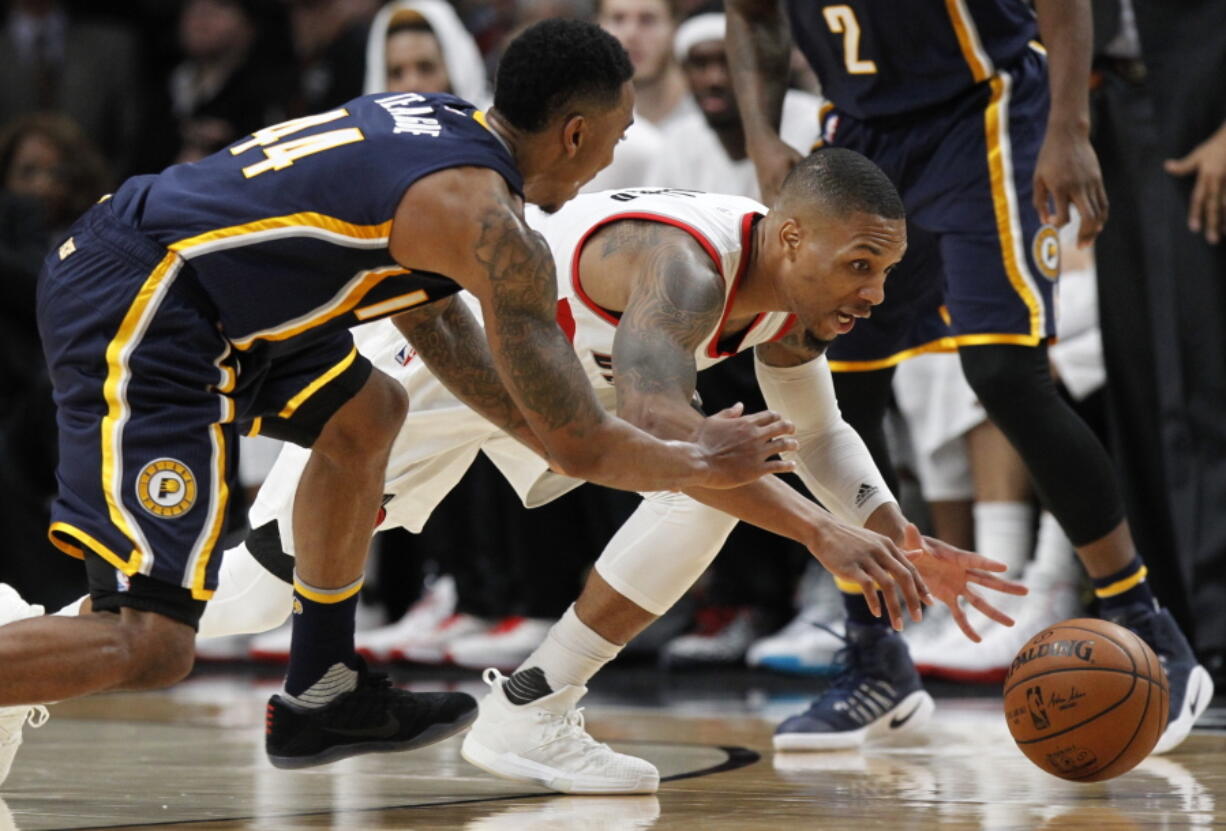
[900,524,1028,643]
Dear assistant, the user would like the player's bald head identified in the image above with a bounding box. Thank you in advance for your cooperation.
[775,147,904,223]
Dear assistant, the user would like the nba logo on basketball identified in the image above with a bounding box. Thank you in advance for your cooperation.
[1025,686,1050,730]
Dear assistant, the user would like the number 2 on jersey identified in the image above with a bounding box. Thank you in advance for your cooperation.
[230,110,365,179]
[823,5,877,75]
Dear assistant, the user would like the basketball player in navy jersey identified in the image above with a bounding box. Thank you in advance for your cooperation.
[727,0,1212,753]
[0,20,810,775]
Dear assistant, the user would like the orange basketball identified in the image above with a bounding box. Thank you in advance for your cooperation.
[1003,618,1169,782]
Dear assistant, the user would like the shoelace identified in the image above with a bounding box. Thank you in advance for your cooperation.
[27,706,48,729]
[482,669,606,753]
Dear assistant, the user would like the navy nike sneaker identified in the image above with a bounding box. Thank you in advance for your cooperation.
[774,622,935,751]
[266,661,477,768]
[1105,603,1214,755]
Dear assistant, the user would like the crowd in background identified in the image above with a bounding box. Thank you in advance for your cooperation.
[0,0,1221,686]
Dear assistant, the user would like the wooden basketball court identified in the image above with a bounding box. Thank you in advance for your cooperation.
[3,668,1222,830]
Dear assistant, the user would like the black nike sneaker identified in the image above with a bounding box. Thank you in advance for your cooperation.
[773,622,935,751]
[1104,603,1215,754]
[266,663,478,769]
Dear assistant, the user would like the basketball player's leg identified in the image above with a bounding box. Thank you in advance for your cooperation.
[940,48,1211,751]
[461,491,739,794]
[239,343,477,767]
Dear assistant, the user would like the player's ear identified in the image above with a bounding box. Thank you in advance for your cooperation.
[780,218,802,258]
[561,113,585,158]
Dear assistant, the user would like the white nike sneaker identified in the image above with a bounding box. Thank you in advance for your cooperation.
[448,617,553,671]
[461,669,659,794]
[355,575,457,663]
[0,583,49,789]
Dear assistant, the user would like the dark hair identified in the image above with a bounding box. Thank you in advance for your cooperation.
[494,19,633,133]
[0,112,111,221]
[387,8,435,38]
[781,147,905,220]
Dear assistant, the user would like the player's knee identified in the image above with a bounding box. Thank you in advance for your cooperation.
[102,611,197,690]
[958,343,1048,417]
[316,371,407,462]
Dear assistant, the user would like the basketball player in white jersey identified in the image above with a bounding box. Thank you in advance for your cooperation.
[41,150,1024,793]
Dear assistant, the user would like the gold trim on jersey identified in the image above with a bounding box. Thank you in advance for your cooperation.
[185,423,227,600]
[945,0,994,82]
[984,72,1044,340]
[278,346,359,420]
[228,266,412,350]
[246,417,263,437]
[48,521,126,568]
[168,212,392,259]
[100,251,185,576]
[354,289,429,320]
[827,332,1041,372]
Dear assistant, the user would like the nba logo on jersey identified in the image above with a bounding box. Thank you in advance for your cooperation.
[396,344,416,366]
[115,570,130,593]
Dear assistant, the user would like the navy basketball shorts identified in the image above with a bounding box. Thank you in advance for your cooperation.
[37,204,372,626]
[824,48,1061,372]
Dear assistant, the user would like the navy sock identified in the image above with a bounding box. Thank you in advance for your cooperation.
[841,584,889,629]
[283,573,362,698]
[1093,555,1156,614]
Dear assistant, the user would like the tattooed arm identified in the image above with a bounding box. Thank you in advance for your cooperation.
[391,295,545,457]
[727,0,802,203]
[387,166,796,491]
[596,221,927,625]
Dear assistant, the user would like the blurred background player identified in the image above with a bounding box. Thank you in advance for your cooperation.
[727,0,1212,752]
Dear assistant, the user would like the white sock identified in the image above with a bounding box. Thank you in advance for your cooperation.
[513,604,621,694]
[280,662,358,710]
[973,501,1035,576]
[1031,511,1077,582]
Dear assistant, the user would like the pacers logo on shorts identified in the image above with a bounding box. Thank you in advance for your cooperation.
[1032,226,1060,280]
[136,458,197,518]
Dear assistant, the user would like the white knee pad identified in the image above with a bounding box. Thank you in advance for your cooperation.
[593,491,739,616]
[197,541,294,639]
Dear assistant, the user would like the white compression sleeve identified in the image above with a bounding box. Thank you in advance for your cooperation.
[593,490,739,616]
[754,353,894,526]
[196,540,294,639]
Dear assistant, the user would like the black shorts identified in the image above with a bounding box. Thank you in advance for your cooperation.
[39,203,372,609]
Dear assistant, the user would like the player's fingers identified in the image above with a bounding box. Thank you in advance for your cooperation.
[767,436,798,454]
[965,588,1016,628]
[966,570,1029,596]
[761,458,797,474]
[713,402,744,419]
[962,551,1009,572]
[1073,190,1101,248]
[1033,178,1052,225]
[1051,189,1071,230]
[948,599,981,643]
[1204,173,1222,244]
[1189,172,1208,234]
[879,545,926,622]
[864,562,903,631]
[850,571,882,619]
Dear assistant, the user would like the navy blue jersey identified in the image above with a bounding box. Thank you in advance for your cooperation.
[108,92,522,350]
[786,0,1037,119]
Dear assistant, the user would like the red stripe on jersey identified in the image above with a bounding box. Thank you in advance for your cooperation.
[769,314,798,342]
[555,297,576,343]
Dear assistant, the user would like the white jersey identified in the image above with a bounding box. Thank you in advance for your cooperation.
[249,190,795,542]
[537,188,796,389]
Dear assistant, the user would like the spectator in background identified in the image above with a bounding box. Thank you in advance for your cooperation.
[170,0,295,163]
[364,0,491,104]
[598,0,696,132]
[647,12,820,198]
[0,113,110,610]
[0,0,141,177]
[288,0,374,114]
